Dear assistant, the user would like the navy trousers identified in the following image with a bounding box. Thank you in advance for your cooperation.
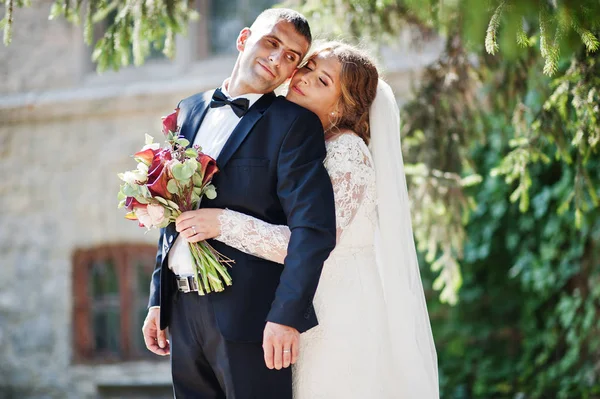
[169,291,293,399]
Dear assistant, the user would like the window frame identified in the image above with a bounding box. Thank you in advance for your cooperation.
[72,243,158,364]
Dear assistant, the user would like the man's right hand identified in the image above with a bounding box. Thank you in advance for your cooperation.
[142,307,170,356]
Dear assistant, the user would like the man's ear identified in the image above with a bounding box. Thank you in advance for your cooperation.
[236,28,251,52]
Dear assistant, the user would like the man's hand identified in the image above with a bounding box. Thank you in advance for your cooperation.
[142,307,170,356]
[175,209,223,243]
[263,321,300,370]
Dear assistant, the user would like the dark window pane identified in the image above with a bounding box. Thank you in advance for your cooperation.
[90,260,121,357]
[93,308,121,356]
[91,260,119,298]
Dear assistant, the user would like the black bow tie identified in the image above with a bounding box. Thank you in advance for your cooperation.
[210,88,250,118]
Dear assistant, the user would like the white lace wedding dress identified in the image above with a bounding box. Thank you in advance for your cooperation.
[216,133,400,398]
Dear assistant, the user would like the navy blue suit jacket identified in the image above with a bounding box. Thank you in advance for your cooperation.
[148,90,337,342]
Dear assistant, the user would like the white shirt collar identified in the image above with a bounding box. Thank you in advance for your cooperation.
[221,78,264,109]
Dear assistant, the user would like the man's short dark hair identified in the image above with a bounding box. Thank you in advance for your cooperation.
[252,8,312,46]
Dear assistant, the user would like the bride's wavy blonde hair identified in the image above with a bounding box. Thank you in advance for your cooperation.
[307,41,379,145]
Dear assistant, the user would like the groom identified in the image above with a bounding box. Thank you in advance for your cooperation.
[142,8,337,399]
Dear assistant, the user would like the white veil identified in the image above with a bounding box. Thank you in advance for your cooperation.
[369,79,440,398]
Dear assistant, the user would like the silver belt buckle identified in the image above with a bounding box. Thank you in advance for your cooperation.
[178,276,191,293]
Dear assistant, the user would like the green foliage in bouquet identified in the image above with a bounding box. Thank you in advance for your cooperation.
[117,109,233,295]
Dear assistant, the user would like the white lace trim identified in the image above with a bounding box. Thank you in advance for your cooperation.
[216,210,290,264]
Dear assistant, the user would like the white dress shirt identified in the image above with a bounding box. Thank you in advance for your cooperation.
[168,81,264,276]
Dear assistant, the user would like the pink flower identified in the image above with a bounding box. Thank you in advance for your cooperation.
[134,207,154,229]
[147,203,166,226]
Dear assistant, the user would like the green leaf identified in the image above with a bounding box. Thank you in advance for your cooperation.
[176,138,190,148]
[145,134,154,145]
[167,179,179,194]
[204,185,217,200]
[180,162,195,181]
[485,1,505,55]
[185,148,199,158]
[166,200,180,210]
[122,184,138,197]
[460,174,483,187]
[155,196,169,206]
[192,173,203,187]
[171,162,185,181]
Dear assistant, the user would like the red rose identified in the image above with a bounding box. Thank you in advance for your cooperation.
[162,108,180,136]
[198,152,219,186]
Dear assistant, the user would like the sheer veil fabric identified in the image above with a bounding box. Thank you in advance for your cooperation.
[369,79,440,398]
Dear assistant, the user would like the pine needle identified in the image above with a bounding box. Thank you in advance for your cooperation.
[485,1,506,55]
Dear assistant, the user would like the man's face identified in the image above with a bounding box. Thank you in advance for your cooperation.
[236,20,310,94]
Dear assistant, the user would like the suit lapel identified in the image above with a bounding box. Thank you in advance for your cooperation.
[162,91,275,261]
[216,92,276,169]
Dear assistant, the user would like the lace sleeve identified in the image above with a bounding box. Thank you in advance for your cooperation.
[325,134,376,238]
[215,134,374,262]
[215,210,291,264]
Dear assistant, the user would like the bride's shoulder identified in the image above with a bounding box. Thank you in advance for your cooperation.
[326,130,365,147]
[326,130,370,155]
[325,131,374,173]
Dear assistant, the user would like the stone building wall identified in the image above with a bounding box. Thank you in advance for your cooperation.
[0,3,443,398]
[0,1,86,94]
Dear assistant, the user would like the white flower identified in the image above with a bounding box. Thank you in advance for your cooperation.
[141,143,161,151]
[119,167,148,185]
[119,171,138,185]
[137,162,149,174]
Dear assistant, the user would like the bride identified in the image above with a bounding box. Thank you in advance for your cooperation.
[177,41,439,398]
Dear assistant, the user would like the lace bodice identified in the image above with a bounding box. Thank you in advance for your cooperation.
[216,133,377,264]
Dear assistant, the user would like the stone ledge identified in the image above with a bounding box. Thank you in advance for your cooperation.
[0,56,238,125]
[71,360,172,386]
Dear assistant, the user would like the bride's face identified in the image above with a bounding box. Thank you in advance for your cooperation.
[286,52,342,128]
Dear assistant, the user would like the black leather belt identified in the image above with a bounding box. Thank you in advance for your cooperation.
[176,275,199,293]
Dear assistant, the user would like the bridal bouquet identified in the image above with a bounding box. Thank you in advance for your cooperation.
[117,109,233,294]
